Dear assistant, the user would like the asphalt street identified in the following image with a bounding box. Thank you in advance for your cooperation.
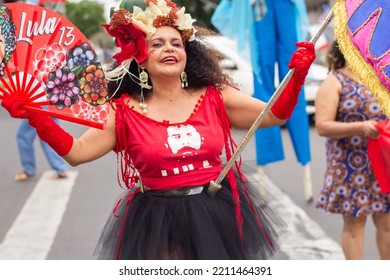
[0,108,380,260]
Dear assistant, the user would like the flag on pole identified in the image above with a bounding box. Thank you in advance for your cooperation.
[333,0,390,118]
[211,0,266,83]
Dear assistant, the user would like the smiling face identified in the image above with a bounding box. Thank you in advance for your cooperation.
[141,26,187,80]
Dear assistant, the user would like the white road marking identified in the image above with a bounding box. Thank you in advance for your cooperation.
[0,171,78,260]
[262,174,345,260]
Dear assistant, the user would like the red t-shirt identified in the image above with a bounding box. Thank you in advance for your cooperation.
[114,86,225,190]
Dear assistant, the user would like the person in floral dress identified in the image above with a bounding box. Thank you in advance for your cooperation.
[315,40,390,259]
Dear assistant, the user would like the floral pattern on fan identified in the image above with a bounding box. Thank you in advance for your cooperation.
[70,101,109,124]
[45,66,81,109]
[80,64,108,106]
[45,42,108,109]
[0,3,110,130]
[66,43,99,75]
[33,44,67,82]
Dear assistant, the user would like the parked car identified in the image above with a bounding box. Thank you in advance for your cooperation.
[203,35,328,120]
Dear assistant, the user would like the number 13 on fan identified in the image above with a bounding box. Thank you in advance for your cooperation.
[17,10,75,47]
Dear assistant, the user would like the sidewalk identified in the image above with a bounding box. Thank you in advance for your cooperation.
[261,174,344,260]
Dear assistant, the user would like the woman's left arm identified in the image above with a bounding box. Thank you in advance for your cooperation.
[223,42,315,130]
[222,85,285,129]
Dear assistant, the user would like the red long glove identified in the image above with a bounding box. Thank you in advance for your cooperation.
[1,94,30,119]
[1,94,73,157]
[271,42,316,120]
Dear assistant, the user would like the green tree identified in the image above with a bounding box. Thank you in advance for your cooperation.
[65,0,106,39]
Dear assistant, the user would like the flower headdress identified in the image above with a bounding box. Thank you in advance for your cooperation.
[102,0,197,65]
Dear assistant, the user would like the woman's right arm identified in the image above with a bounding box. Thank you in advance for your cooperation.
[315,74,379,139]
[2,95,118,165]
[64,107,117,166]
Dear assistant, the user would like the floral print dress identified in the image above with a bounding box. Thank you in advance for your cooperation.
[315,70,390,216]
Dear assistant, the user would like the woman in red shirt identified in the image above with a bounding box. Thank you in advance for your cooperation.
[2,0,315,259]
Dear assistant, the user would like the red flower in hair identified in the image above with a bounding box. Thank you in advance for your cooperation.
[102,22,148,64]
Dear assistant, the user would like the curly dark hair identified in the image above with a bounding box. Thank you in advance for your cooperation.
[325,40,346,72]
[107,27,233,101]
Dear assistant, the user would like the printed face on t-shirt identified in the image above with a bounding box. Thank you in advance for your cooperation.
[166,124,201,155]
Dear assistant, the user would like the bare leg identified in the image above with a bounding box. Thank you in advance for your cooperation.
[372,214,390,260]
[341,215,367,259]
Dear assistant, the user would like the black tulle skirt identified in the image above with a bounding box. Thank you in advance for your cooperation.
[94,172,284,260]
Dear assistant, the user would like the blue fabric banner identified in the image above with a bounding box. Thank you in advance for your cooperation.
[253,0,311,166]
[212,0,311,166]
[211,0,264,83]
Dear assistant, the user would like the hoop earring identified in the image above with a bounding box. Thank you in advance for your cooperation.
[139,67,148,114]
[180,71,188,88]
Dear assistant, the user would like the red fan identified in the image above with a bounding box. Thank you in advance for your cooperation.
[0,3,109,129]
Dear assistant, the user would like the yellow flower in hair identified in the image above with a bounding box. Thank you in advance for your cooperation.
[132,7,156,36]
[103,0,197,63]
[176,7,196,40]
[152,0,172,16]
